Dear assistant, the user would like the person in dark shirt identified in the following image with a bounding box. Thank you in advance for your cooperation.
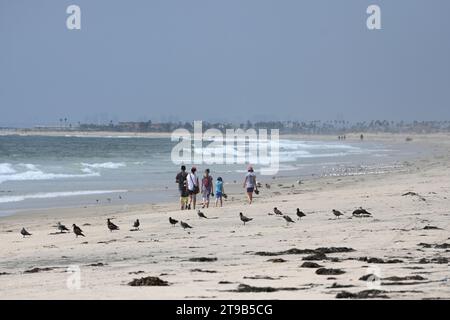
[175,165,188,210]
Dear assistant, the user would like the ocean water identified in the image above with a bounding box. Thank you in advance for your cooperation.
[0,135,420,215]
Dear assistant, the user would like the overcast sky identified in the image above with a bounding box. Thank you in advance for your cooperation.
[1,0,449,127]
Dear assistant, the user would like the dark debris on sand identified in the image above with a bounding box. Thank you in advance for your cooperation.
[418,242,450,249]
[267,258,287,263]
[255,248,315,256]
[357,257,403,264]
[86,262,106,267]
[128,276,169,286]
[402,192,426,201]
[418,257,448,264]
[243,275,281,280]
[315,268,345,275]
[315,247,355,254]
[328,283,354,289]
[360,274,427,284]
[254,247,354,257]
[24,267,54,273]
[383,275,426,281]
[359,274,381,281]
[300,262,323,268]
[191,269,217,273]
[336,289,389,299]
[129,271,145,275]
[422,226,442,230]
[188,257,218,262]
[230,284,300,293]
[302,253,328,261]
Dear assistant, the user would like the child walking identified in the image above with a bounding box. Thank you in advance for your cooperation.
[215,177,225,207]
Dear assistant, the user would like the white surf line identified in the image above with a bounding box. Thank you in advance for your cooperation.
[0,190,128,204]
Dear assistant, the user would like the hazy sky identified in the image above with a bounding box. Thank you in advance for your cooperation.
[1,0,449,127]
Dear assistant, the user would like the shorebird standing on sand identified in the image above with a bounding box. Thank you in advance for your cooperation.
[197,210,208,219]
[20,227,32,238]
[283,215,295,226]
[57,222,69,233]
[332,209,344,219]
[239,212,253,225]
[107,218,119,232]
[180,221,193,230]
[273,207,283,215]
[169,217,179,226]
[296,209,306,220]
[133,219,140,230]
[352,207,372,218]
[72,224,85,237]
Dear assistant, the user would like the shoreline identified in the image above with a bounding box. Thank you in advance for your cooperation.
[2,128,450,142]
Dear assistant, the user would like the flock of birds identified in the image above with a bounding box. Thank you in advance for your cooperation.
[19,207,372,238]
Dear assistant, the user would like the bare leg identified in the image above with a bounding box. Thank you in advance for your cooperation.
[247,192,253,204]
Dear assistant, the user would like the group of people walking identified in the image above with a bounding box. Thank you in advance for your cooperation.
[175,165,258,210]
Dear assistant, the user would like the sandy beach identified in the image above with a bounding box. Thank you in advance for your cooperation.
[0,133,449,300]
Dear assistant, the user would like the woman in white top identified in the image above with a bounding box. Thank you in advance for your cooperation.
[187,166,199,210]
[243,166,257,204]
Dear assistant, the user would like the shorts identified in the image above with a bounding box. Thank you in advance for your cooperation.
[246,187,254,193]
[215,192,222,198]
[188,189,197,195]
[202,189,211,200]
[180,196,189,205]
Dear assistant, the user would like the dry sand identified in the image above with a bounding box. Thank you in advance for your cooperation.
[0,134,449,300]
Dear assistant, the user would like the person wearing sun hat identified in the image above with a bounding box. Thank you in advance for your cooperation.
[243,165,257,204]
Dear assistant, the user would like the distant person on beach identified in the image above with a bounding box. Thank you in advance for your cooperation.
[175,165,188,210]
[243,166,258,204]
[215,177,224,207]
[360,134,364,141]
[201,168,213,208]
[187,166,199,210]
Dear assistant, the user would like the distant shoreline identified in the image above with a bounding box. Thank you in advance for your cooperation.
[2,128,450,143]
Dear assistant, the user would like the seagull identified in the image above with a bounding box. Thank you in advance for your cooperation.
[133,219,140,230]
[118,195,122,200]
[20,227,32,238]
[107,198,111,203]
[352,207,372,217]
[332,209,344,219]
[72,224,85,237]
[197,210,208,219]
[296,208,306,220]
[265,183,271,189]
[107,218,119,232]
[180,221,193,230]
[283,215,295,225]
[239,212,253,225]
[57,222,69,233]
[96,199,99,204]
[169,217,179,226]
[273,207,283,215]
